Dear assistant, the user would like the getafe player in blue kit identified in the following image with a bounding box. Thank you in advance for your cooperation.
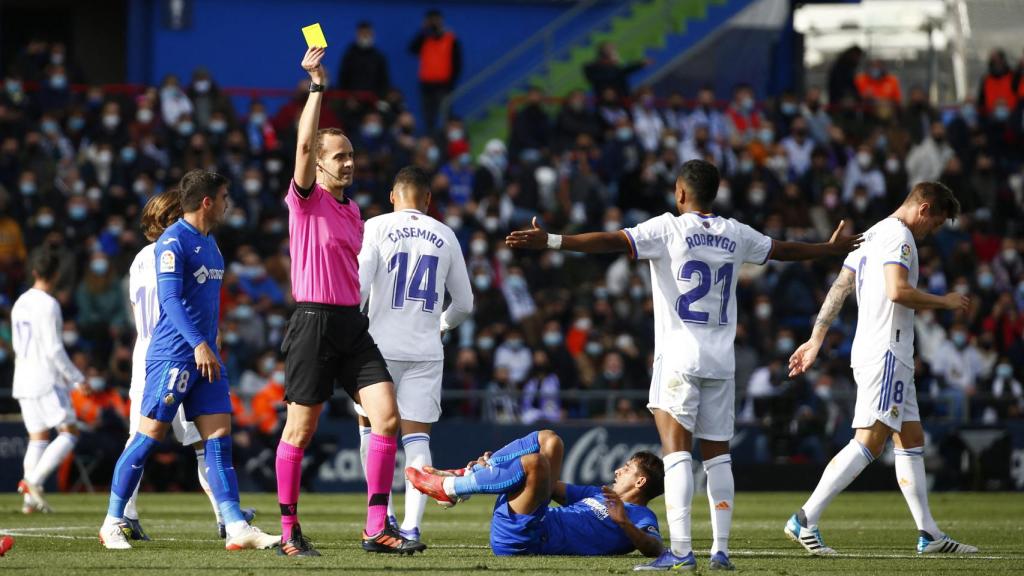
[407,430,664,558]
[99,170,278,551]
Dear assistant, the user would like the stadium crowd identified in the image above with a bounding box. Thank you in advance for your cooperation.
[0,38,1022,477]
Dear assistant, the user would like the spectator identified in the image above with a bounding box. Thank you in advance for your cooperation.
[583,42,650,100]
[905,121,954,187]
[686,86,728,144]
[855,59,902,105]
[780,117,815,179]
[408,9,463,133]
[510,87,552,158]
[520,350,562,424]
[827,45,864,105]
[554,89,601,152]
[494,329,532,386]
[251,360,286,436]
[338,21,391,99]
[725,84,763,143]
[977,49,1017,118]
[842,144,885,202]
[631,87,665,153]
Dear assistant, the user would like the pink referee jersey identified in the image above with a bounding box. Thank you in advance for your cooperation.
[285,179,363,306]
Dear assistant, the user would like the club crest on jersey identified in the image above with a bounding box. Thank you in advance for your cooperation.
[891,405,900,418]
[702,221,710,228]
[193,265,224,284]
[163,392,176,405]
[160,250,176,273]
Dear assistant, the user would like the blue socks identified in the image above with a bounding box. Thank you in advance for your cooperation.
[452,432,540,497]
[205,436,245,525]
[107,433,159,519]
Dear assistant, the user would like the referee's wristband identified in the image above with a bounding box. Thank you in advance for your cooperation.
[547,234,562,250]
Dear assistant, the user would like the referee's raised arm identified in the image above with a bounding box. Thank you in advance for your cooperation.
[294,46,327,190]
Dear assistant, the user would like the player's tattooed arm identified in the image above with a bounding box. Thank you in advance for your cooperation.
[788,267,854,377]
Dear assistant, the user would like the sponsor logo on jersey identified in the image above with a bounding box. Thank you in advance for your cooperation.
[580,497,610,520]
[899,243,912,264]
[160,250,176,273]
[194,246,202,253]
[193,265,225,284]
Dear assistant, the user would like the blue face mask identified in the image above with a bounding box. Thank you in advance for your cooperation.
[68,116,86,132]
[120,147,137,163]
[69,205,88,220]
[49,75,67,90]
[90,259,109,275]
[542,332,563,347]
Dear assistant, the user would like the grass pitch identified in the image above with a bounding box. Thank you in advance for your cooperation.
[0,492,1020,574]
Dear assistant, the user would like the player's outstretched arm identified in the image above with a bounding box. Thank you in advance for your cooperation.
[602,487,663,557]
[788,267,855,377]
[884,264,970,312]
[770,220,863,261]
[505,217,630,254]
[294,46,327,190]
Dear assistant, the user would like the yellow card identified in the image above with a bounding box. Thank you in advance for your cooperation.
[302,23,327,48]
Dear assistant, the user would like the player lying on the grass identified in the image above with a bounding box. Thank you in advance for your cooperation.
[407,430,664,558]
[98,170,278,551]
[785,181,976,556]
[119,190,255,541]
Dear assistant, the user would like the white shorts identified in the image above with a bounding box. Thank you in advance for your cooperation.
[851,351,919,431]
[129,378,201,446]
[19,387,77,434]
[646,356,735,441]
[354,359,443,424]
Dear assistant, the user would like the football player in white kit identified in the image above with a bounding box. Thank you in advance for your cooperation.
[785,182,977,556]
[507,159,860,571]
[354,166,474,545]
[12,247,89,514]
[121,190,254,540]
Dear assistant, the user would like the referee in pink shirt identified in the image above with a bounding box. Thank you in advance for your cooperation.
[274,46,424,557]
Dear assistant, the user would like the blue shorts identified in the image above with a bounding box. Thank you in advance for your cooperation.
[140,360,231,423]
[489,494,549,556]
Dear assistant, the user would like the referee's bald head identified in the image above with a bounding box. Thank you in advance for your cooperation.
[391,166,432,211]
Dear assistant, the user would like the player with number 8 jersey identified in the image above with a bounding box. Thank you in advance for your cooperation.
[506,160,861,571]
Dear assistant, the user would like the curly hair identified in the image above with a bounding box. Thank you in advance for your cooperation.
[140,189,183,242]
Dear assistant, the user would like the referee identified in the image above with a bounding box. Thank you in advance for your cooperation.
[274,46,424,557]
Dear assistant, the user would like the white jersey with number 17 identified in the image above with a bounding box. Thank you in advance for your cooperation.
[623,212,773,380]
[358,209,474,362]
[128,243,160,388]
[11,288,84,398]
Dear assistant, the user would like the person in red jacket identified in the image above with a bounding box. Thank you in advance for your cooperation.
[408,9,463,134]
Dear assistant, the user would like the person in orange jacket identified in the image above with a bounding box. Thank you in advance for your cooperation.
[71,369,129,427]
[856,59,902,105]
[251,361,286,436]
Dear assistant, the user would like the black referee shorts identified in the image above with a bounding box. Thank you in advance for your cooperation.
[281,303,392,405]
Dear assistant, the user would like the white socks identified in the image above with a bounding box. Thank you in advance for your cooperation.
[401,433,431,532]
[359,425,395,520]
[803,439,874,526]
[196,449,222,523]
[894,447,941,539]
[664,450,693,557]
[23,439,48,496]
[704,454,734,555]
[26,432,76,486]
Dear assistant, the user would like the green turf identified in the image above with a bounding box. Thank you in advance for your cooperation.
[0,492,1020,574]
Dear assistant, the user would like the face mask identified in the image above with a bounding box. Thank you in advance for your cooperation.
[548,250,565,269]
[997,364,1013,379]
[477,337,495,351]
[87,187,102,201]
[574,317,592,331]
[759,128,774,144]
[585,342,603,356]
[355,193,372,208]
[357,36,374,48]
[224,332,240,345]
[89,377,107,391]
[445,215,463,230]
[103,114,120,130]
[268,315,285,328]
[594,287,609,300]
[96,150,114,165]
[69,205,88,220]
[505,338,523,349]
[244,179,262,194]
[615,127,633,141]
[20,182,36,196]
[951,332,967,347]
[978,272,994,290]
[823,193,839,210]
[447,128,464,141]
[1001,248,1017,263]
[470,239,488,256]
[994,105,1010,121]
[194,79,211,93]
[496,249,513,264]
[121,147,137,163]
[853,196,869,212]
[954,283,969,296]
[5,79,21,94]
[739,159,754,173]
[261,357,276,373]
[268,220,285,234]
[885,158,901,174]
[630,286,645,300]
[857,151,872,168]
[473,275,491,291]
[234,305,254,320]
[603,369,623,381]
[49,75,67,89]
[483,216,500,232]
[776,337,795,353]
[62,331,78,346]
[133,179,150,195]
[542,332,563,347]
[740,96,754,112]
[266,159,283,174]
[90,259,109,275]
[755,302,772,319]
[68,116,86,131]
[272,370,286,382]
[362,123,382,138]
[662,137,678,150]
[228,214,246,228]
[781,102,798,115]
[249,113,266,125]
[178,121,195,135]
[426,146,440,164]
[209,120,227,134]
[748,187,766,206]
[243,265,266,279]
[137,108,154,123]
[36,214,54,228]
[0,349,6,363]
[41,120,59,135]
[603,221,621,233]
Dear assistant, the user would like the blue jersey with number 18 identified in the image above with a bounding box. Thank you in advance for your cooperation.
[622,212,773,380]
[147,218,225,363]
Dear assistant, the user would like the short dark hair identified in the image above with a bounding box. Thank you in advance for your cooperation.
[393,166,431,199]
[631,451,665,501]
[677,159,720,210]
[315,127,347,160]
[905,181,961,220]
[30,246,61,282]
[178,169,228,213]
[356,20,372,30]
